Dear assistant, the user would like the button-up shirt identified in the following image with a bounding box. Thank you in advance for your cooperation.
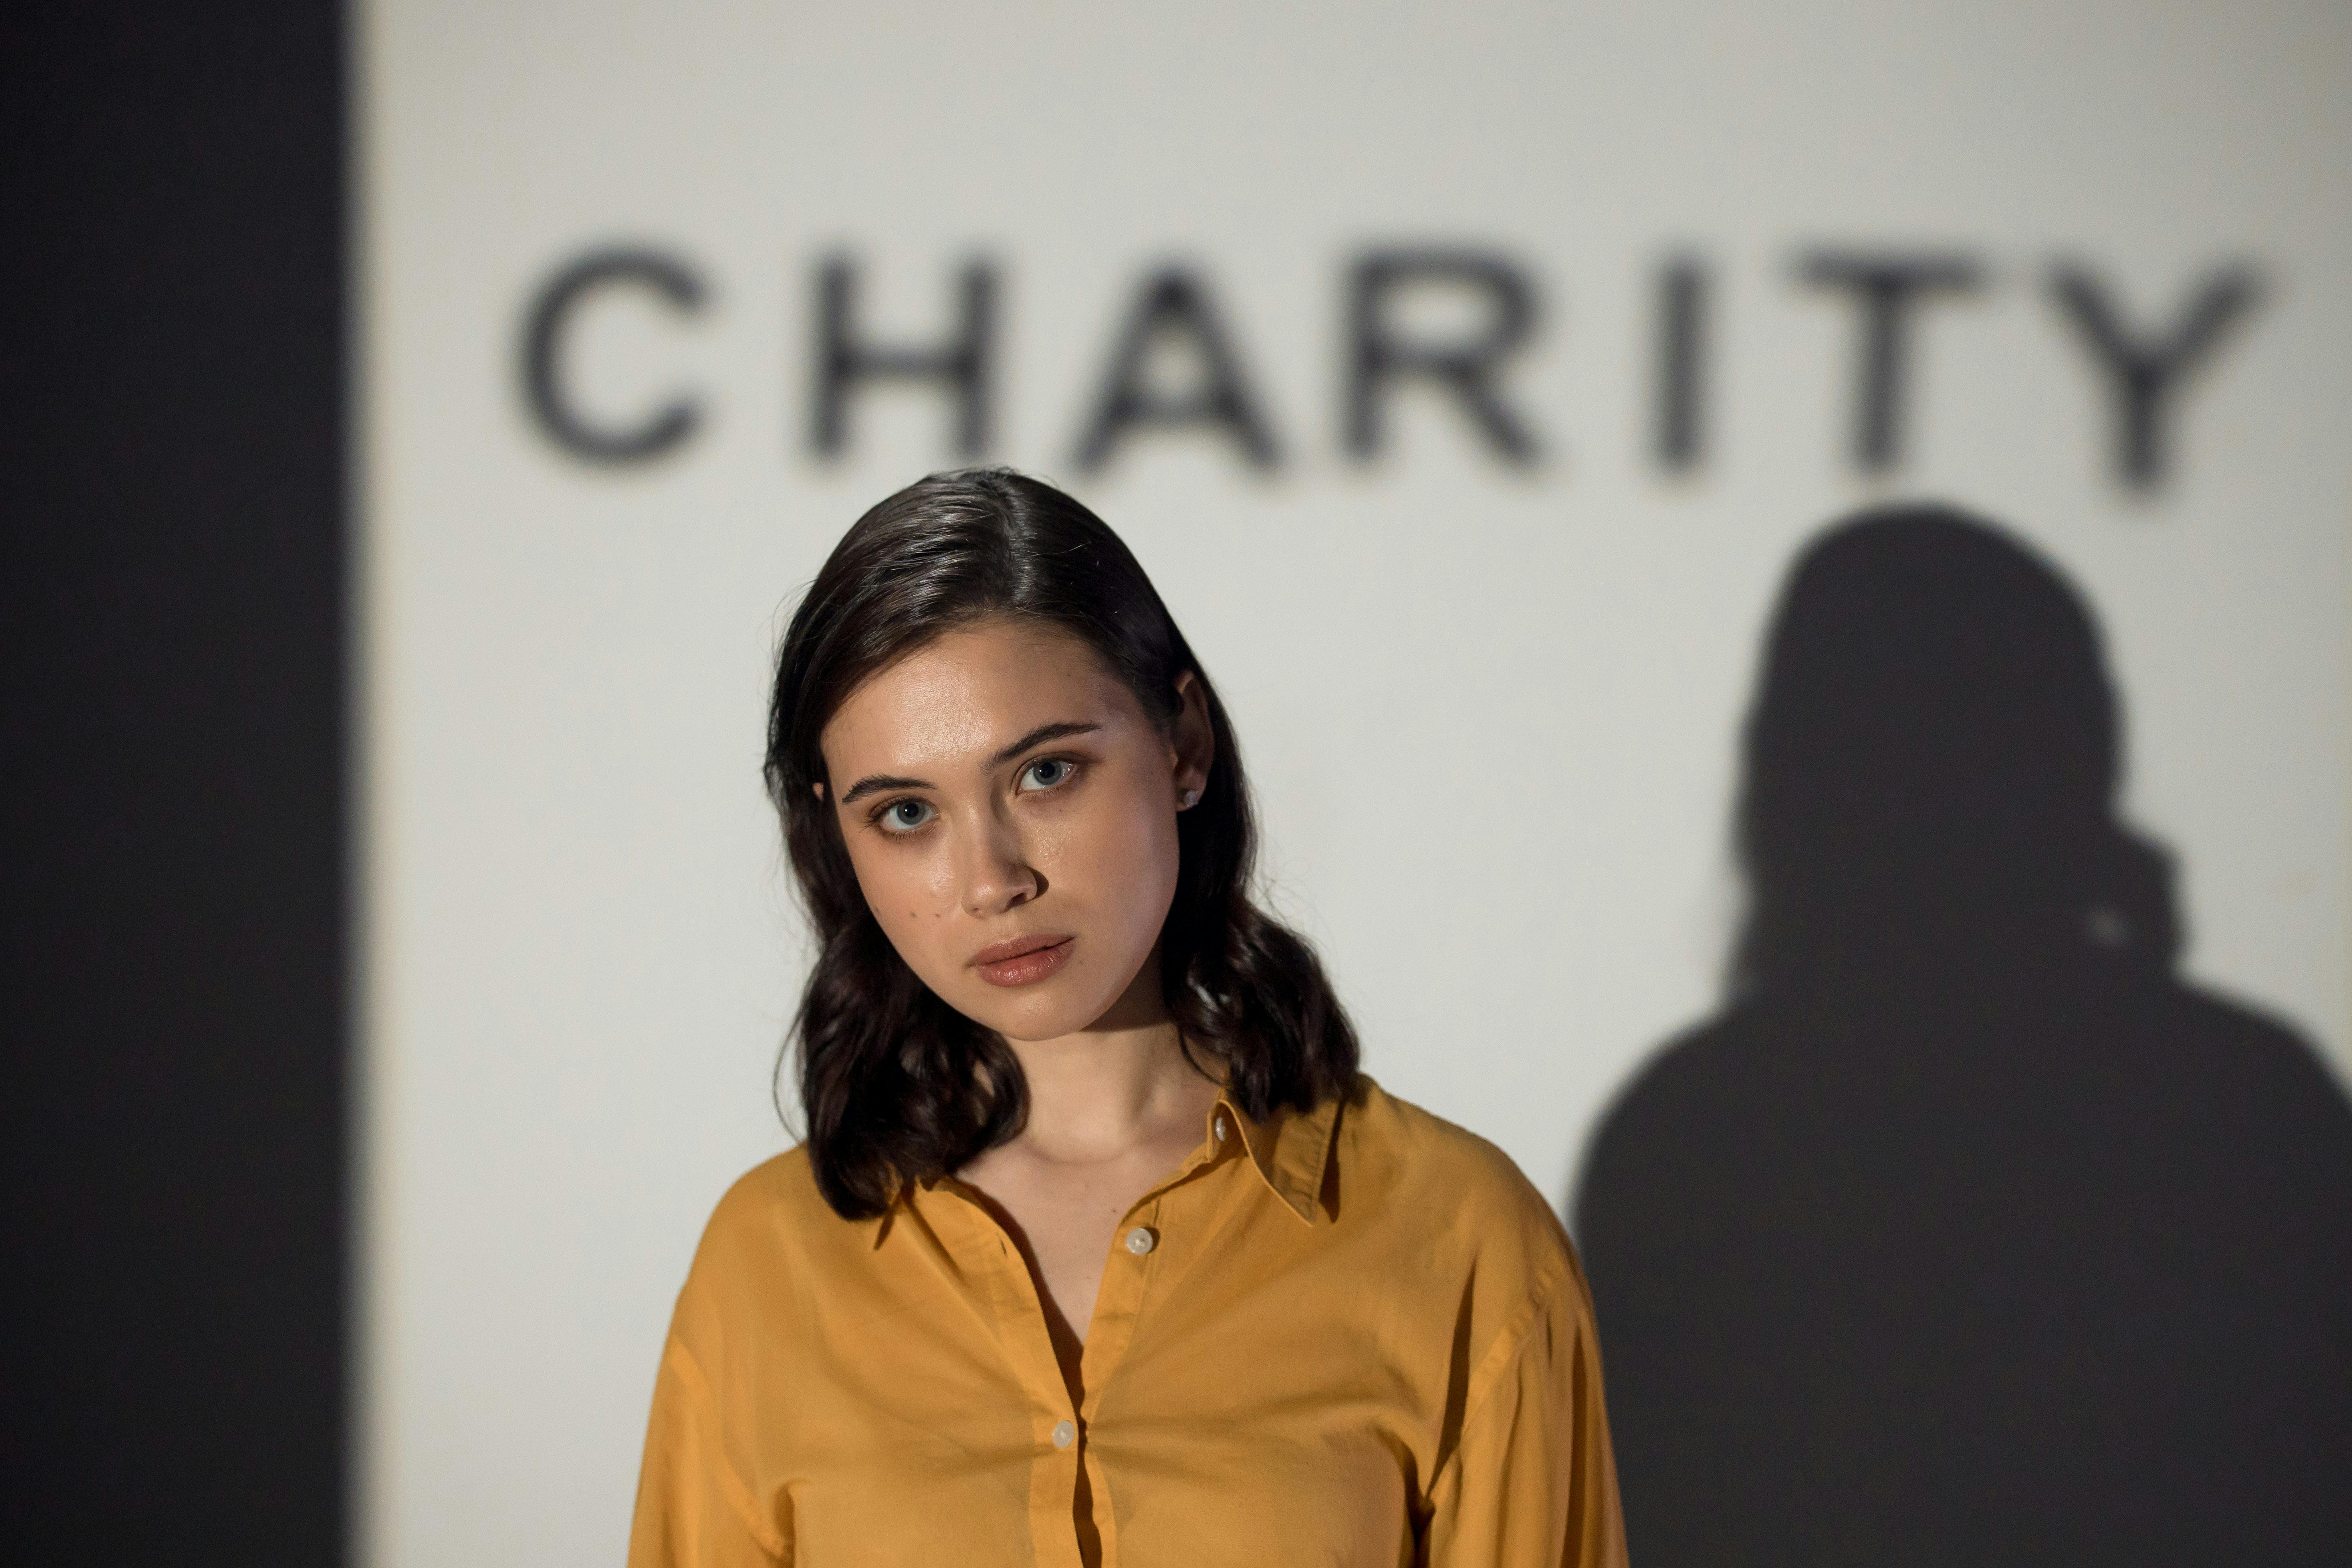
[629,1075,1626,1567]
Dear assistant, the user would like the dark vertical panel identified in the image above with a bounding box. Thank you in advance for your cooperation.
[0,2,346,1562]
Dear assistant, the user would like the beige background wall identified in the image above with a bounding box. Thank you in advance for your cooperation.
[358,3,2352,1562]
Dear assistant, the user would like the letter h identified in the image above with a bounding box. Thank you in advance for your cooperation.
[813,257,997,458]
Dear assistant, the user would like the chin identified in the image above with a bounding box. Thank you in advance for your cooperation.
[964,985,1114,1044]
[940,950,1129,1043]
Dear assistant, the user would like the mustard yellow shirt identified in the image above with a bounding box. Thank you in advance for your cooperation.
[629,1076,1627,1568]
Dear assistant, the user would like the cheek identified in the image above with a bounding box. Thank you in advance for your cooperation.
[844,836,960,948]
[1052,778,1182,941]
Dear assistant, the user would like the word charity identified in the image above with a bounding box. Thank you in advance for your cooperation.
[520,244,2260,490]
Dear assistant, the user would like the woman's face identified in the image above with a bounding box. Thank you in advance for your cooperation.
[817,617,1212,1044]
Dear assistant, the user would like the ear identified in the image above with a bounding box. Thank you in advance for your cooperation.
[811,781,827,804]
[1170,670,1215,808]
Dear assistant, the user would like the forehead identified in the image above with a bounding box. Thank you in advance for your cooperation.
[819,618,1139,773]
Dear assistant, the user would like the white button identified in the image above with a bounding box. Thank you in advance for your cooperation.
[1051,1420,1077,1449]
[1124,1226,1156,1256]
[1214,1116,1228,1142]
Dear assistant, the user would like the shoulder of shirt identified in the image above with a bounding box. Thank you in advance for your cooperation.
[678,1144,861,1294]
[1343,1077,1583,1290]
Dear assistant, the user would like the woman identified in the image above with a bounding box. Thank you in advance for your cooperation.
[629,469,1624,1568]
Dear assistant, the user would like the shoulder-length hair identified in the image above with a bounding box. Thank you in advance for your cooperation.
[767,468,1358,1219]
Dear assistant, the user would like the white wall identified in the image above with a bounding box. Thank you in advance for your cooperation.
[358,3,2352,1563]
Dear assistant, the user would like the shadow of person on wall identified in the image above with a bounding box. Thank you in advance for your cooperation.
[1573,505,2352,1568]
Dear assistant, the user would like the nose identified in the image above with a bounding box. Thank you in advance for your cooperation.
[956,806,1041,917]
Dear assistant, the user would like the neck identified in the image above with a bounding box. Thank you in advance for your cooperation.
[1000,957,1214,1164]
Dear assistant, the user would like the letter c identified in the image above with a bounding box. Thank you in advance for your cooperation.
[520,248,705,462]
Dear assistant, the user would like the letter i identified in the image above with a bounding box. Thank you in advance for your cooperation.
[1654,254,1707,472]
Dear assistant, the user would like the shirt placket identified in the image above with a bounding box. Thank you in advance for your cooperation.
[1071,1106,1258,1568]
[925,1107,1251,1568]
[916,1184,1092,1568]
[941,1109,1251,1561]
[1076,1104,1247,1402]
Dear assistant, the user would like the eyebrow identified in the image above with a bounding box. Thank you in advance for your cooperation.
[835,773,929,807]
[835,720,1103,807]
[990,720,1101,767]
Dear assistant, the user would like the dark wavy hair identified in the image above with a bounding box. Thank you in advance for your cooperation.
[766,468,1359,1219]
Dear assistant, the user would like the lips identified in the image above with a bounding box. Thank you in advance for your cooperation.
[969,934,1075,988]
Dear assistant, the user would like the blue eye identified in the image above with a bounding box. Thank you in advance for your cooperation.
[878,798,934,833]
[1020,758,1074,791]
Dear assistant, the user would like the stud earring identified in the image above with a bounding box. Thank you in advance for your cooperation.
[1178,787,1200,810]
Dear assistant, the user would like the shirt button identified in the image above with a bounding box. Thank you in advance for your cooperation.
[1124,1226,1156,1256]
[1051,1420,1077,1449]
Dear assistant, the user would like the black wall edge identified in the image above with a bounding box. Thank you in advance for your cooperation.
[2,3,349,1560]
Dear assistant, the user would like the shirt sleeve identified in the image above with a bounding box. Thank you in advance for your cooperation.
[1419,1264,1628,1568]
[627,1337,789,1568]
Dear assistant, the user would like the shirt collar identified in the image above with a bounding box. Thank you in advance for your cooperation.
[1210,1088,1346,1225]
